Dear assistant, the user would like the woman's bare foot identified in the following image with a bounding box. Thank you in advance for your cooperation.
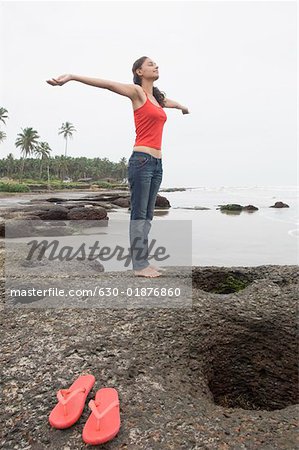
[134,266,162,277]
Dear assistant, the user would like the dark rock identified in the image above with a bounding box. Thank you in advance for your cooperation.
[218,204,243,211]
[270,201,289,208]
[112,197,130,208]
[128,194,170,210]
[218,204,259,212]
[67,206,108,221]
[243,204,259,211]
[35,206,69,220]
[155,194,170,208]
[45,197,68,203]
[23,191,171,213]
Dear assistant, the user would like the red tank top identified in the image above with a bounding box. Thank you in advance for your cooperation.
[133,89,167,150]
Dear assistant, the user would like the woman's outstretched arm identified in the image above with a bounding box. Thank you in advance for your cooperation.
[164,97,190,114]
[46,74,139,100]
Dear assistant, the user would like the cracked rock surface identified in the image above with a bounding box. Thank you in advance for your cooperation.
[0,254,298,449]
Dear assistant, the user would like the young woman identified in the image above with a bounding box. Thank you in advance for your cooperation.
[47,56,189,278]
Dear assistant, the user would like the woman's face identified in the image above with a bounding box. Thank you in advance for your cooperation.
[137,58,159,80]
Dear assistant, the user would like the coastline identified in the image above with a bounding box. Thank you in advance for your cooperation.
[0,187,297,267]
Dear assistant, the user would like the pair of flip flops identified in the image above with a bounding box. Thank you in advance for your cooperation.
[49,374,120,445]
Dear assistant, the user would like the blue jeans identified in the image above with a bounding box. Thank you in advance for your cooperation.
[127,151,163,270]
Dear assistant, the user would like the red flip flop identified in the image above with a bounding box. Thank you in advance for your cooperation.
[49,374,95,429]
[82,388,120,445]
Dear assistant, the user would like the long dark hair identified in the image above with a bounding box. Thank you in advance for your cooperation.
[132,56,166,107]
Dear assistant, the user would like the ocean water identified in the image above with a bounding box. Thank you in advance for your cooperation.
[0,185,298,267]
[157,185,298,266]
[113,185,298,266]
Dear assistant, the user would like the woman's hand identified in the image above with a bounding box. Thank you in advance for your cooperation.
[181,106,190,115]
[46,74,73,86]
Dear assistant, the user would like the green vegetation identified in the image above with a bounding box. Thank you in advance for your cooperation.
[0,107,129,190]
[0,155,128,191]
[0,176,128,192]
[211,275,249,294]
[0,182,30,192]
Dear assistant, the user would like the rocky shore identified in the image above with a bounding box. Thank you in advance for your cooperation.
[0,191,171,237]
[0,190,290,237]
[0,190,297,449]
[1,244,298,449]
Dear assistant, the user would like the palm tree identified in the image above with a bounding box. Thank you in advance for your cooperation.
[6,153,14,178]
[58,156,70,181]
[0,130,6,144]
[34,142,52,179]
[119,156,128,182]
[0,107,8,144]
[53,155,70,180]
[15,127,40,180]
[0,107,8,126]
[58,122,76,157]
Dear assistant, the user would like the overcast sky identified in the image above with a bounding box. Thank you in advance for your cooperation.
[0,1,296,188]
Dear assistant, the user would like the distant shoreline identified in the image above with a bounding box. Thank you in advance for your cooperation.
[0,185,297,199]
